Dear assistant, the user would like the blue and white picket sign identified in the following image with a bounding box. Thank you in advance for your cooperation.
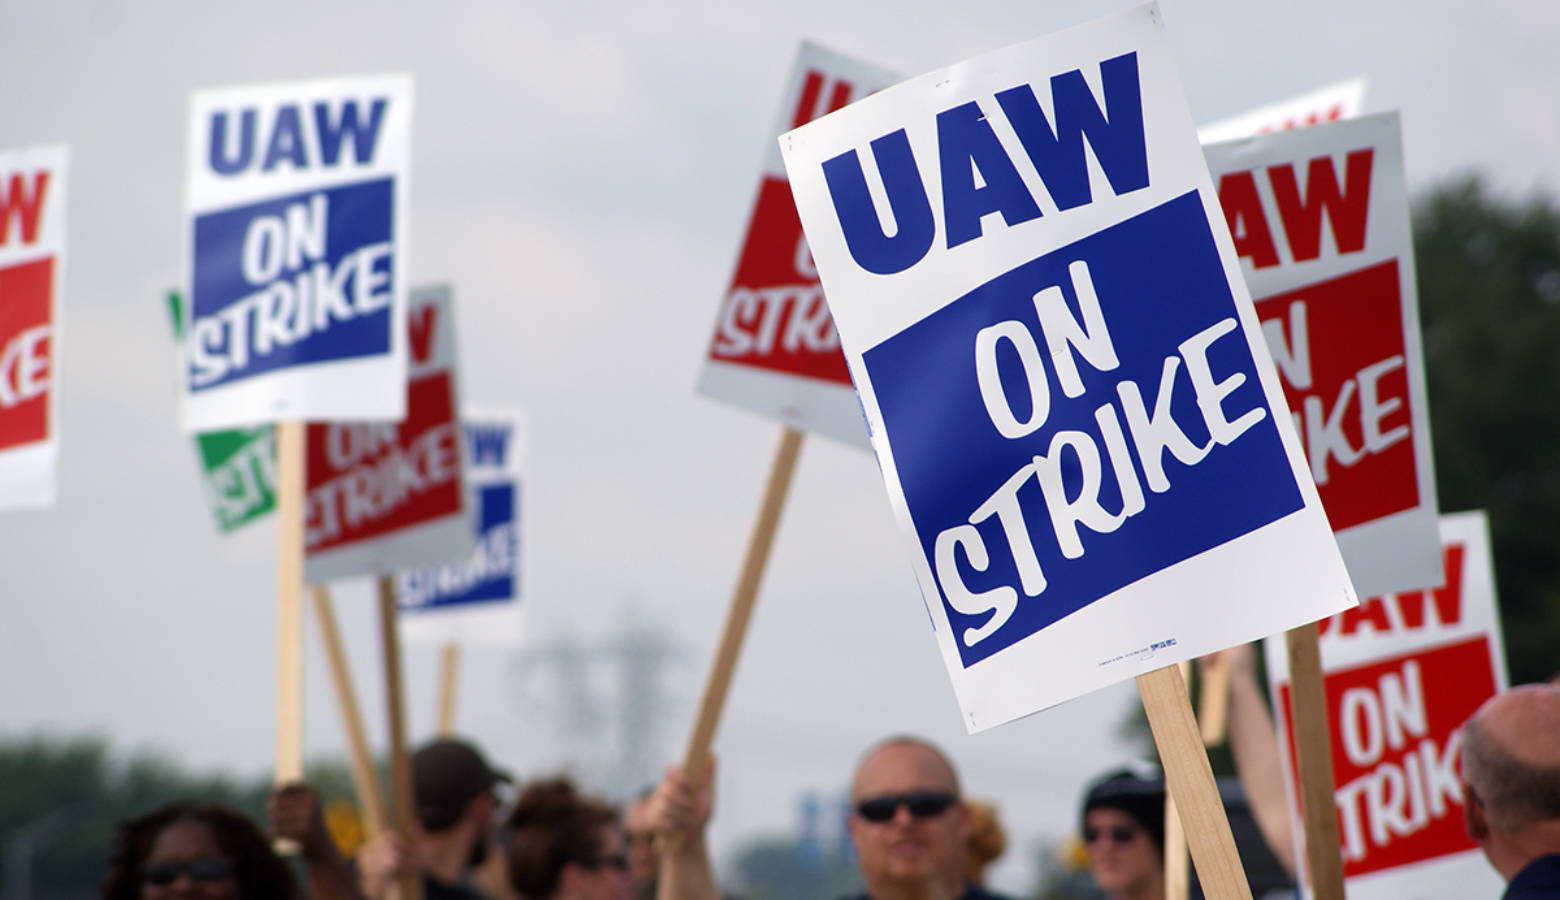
[397,410,524,646]
[779,4,1357,731]
[181,74,412,431]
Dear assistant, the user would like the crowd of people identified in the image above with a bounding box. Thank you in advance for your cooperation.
[100,666,1560,899]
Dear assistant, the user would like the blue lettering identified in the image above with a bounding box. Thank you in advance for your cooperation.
[262,105,308,171]
[466,425,509,467]
[937,101,1042,249]
[993,52,1149,211]
[822,129,937,276]
[313,98,388,166]
[208,110,256,176]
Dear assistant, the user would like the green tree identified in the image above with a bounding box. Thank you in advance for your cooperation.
[1414,176,1560,685]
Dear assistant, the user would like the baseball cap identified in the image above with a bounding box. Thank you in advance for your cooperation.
[413,738,512,832]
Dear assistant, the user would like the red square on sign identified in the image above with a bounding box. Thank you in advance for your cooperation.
[1278,636,1496,879]
[305,372,463,554]
[706,177,852,386]
[0,257,54,452]
[1256,259,1418,530]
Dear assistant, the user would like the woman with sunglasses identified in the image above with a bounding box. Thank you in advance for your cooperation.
[101,802,301,900]
[506,777,632,900]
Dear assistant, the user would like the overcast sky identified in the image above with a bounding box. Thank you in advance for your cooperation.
[3,0,1557,893]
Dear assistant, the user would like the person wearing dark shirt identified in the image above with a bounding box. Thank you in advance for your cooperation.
[358,737,510,899]
[1461,684,1560,899]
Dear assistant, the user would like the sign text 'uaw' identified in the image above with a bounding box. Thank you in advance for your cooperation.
[780,4,1355,730]
[304,284,468,583]
[697,42,900,447]
[1205,114,1441,599]
[1266,512,1507,900]
[0,144,68,511]
[182,74,412,431]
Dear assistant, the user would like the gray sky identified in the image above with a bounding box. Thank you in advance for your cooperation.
[3,0,1556,893]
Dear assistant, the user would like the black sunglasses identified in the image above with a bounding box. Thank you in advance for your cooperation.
[142,856,237,885]
[1084,824,1140,845]
[854,791,959,823]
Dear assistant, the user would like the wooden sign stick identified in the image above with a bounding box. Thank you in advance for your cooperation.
[1164,661,1193,900]
[1284,623,1347,900]
[310,584,387,838]
[274,420,306,854]
[1137,664,1253,900]
[377,575,423,900]
[436,642,460,737]
[1198,652,1233,746]
[679,427,804,792]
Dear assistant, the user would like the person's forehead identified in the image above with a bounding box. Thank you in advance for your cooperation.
[852,742,958,797]
[150,819,220,858]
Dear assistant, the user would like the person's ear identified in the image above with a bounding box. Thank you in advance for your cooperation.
[1462,779,1488,842]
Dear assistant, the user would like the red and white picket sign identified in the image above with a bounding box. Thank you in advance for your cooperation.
[304,284,469,582]
[1204,114,1441,599]
[1198,78,1365,144]
[696,43,899,447]
[0,145,67,511]
[1266,511,1508,899]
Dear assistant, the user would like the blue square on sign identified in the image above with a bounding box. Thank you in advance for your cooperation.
[406,483,519,611]
[864,191,1303,668]
[188,177,395,391]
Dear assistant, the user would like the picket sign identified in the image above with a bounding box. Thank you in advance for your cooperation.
[310,585,388,839]
[697,43,900,447]
[1197,79,1366,146]
[0,144,67,511]
[780,6,1371,894]
[183,74,414,809]
[181,74,412,431]
[398,410,525,642]
[677,42,898,809]
[1265,512,1507,899]
[394,409,527,735]
[1204,114,1440,600]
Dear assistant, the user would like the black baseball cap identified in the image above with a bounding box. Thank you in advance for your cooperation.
[1081,763,1167,850]
[413,738,512,832]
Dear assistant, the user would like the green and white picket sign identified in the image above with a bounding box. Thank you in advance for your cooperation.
[167,291,277,532]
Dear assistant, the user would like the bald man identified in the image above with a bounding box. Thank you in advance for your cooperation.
[651,736,1015,899]
[1460,684,1560,899]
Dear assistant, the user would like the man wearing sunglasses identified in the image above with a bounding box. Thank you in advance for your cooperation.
[650,736,1015,899]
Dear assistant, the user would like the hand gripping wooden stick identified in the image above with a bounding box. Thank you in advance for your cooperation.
[669,427,804,849]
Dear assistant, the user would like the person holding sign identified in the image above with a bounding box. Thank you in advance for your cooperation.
[1461,684,1560,898]
[651,737,1016,900]
[359,738,510,899]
